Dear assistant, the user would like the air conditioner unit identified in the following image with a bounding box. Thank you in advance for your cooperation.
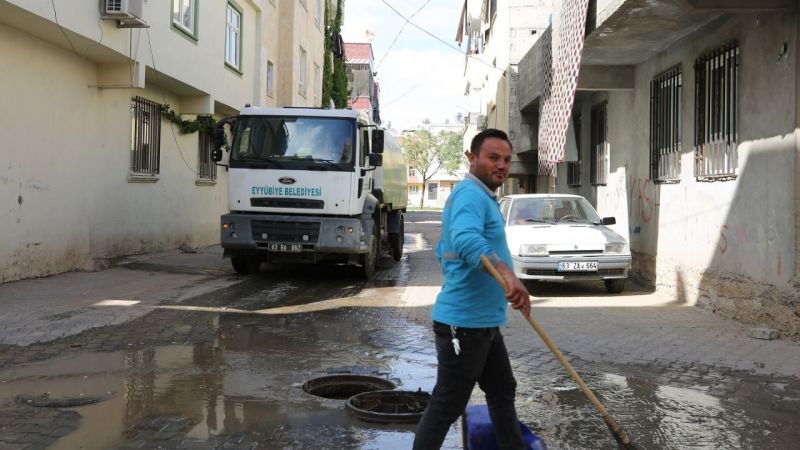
[101,0,147,28]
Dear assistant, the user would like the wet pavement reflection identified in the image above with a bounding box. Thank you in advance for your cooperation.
[0,215,798,449]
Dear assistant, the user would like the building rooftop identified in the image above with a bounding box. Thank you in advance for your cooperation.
[344,42,374,65]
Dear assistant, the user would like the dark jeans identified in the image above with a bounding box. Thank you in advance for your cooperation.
[412,321,525,450]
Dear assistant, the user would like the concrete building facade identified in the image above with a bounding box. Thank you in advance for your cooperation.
[0,0,327,283]
[456,0,556,195]
[516,0,800,336]
[344,42,380,123]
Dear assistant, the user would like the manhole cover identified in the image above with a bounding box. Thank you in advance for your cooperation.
[346,389,430,423]
[302,374,396,400]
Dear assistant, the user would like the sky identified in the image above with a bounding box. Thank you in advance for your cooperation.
[340,0,468,132]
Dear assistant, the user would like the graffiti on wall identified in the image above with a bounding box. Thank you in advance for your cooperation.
[628,177,660,224]
[718,224,750,254]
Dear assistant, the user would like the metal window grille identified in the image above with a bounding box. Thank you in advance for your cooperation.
[567,114,582,187]
[130,96,161,176]
[694,42,739,180]
[650,65,682,182]
[590,102,608,185]
[197,129,216,181]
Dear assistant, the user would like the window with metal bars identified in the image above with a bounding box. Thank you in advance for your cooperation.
[650,65,682,182]
[590,102,608,186]
[694,42,739,180]
[130,96,161,177]
[567,114,582,187]
[197,130,217,181]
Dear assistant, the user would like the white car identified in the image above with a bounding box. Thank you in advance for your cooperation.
[499,194,631,293]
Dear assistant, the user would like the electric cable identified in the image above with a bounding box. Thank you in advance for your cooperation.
[378,0,503,72]
[144,28,198,177]
[50,0,80,57]
[375,0,431,70]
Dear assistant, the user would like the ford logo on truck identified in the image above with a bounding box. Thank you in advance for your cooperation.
[278,177,296,185]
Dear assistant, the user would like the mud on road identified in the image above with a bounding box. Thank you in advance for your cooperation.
[1,212,799,449]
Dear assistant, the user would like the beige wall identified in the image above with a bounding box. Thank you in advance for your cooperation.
[0,0,282,282]
[275,0,326,107]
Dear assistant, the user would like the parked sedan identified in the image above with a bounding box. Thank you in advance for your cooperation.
[499,194,631,293]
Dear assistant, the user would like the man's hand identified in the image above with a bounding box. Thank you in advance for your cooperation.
[495,262,531,318]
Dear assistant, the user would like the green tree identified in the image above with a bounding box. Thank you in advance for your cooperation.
[332,0,348,108]
[404,130,464,207]
[321,0,333,107]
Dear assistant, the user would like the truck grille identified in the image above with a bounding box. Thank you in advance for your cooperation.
[251,198,324,209]
[252,221,321,243]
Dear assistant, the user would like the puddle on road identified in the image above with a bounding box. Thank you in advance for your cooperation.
[2,232,798,449]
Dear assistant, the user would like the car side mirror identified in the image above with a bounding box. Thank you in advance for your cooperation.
[371,129,384,154]
[602,217,616,225]
[368,153,383,167]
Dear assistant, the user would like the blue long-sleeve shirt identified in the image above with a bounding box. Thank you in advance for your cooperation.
[432,174,513,328]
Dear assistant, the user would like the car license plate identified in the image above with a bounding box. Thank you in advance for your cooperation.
[557,261,598,272]
[268,242,302,253]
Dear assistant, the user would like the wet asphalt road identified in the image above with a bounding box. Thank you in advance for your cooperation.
[0,211,799,449]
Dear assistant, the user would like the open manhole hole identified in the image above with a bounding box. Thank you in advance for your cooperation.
[302,374,396,400]
[346,389,430,423]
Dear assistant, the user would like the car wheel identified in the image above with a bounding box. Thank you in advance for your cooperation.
[231,256,261,274]
[604,278,626,294]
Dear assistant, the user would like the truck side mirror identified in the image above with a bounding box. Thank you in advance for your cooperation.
[368,153,383,167]
[372,129,384,154]
[602,217,616,225]
[211,117,235,162]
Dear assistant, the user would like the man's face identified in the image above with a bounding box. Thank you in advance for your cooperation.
[468,137,512,190]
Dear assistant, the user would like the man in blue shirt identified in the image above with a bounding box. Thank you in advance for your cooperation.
[413,129,531,450]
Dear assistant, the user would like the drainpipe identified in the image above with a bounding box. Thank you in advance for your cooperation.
[795,14,800,284]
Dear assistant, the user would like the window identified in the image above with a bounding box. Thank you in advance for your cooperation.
[590,102,608,186]
[315,0,322,29]
[130,96,161,177]
[408,167,417,177]
[172,0,196,37]
[298,47,307,96]
[409,185,419,194]
[225,4,242,70]
[650,65,682,182]
[266,60,274,97]
[567,114,582,187]
[197,129,217,181]
[313,63,321,105]
[694,42,739,180]
[428,183,438,201]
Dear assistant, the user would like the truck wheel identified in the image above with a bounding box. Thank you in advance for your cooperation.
[231,256,261,274]
[389,217,404,261]
[359,223,378,279]
[604,278,626,294]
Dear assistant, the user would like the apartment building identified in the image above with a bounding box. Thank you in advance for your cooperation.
[516,0,800,335]
[0,0,327,282]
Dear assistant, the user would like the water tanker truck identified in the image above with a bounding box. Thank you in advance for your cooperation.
[211,107,407,278]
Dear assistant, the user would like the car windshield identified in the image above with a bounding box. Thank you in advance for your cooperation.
[230,116,355,167]
[508,197,602,225]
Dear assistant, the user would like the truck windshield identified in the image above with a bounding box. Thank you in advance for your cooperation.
[230,116,355,169]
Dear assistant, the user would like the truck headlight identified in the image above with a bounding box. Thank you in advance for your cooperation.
[605,243,628,254]
[520,244,548,256]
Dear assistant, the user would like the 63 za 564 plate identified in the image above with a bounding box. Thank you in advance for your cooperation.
[557,261,598,272]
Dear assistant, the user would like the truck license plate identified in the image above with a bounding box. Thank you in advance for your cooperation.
[268,242,302,253]
[557,261,598,272]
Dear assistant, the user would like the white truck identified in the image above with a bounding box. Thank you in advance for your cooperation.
[211,107,407,278]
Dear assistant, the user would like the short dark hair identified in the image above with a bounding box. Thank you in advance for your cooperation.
[470,128,512,156]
